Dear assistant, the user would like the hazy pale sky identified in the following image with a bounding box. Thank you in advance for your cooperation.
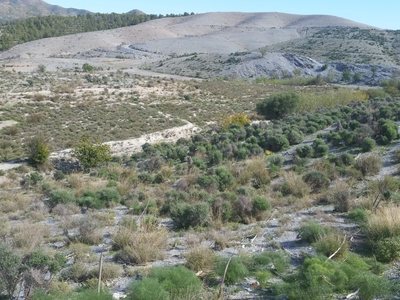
[45,0,399,29]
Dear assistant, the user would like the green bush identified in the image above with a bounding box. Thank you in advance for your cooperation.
[312,138,328,158]
[48,189,76,207]
[298,222,329,243]
[252,196,270,218]
[265,134,289,152]
[73,136,111,170]
[215,167,234,191]
[256,92,299,120]
[170,202,210,229]
[361,137,376,152]
[216,257,249,285]
[303,171,330,192]
[128,266,203,300]
[276,256,392,300]
[128,278,169,300]
[348,208,368,224]
[373,237,400,263]
[27,136,50,166]
[350,273,390,300]
[377,119,399,144]
[251,251,289,274]
[296,145,313,158]
[287,129,304,145]
[96,187,121,207]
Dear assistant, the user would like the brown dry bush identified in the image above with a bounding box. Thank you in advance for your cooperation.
[355,154,382,176]
[77,216,103,245]
[113,226,168,264]
[185,247,216,272]
[278,171,310,198]
[12,223,50,253]
[366,205,400,241]
[327,181,352,212]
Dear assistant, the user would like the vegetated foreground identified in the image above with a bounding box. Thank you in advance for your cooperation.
[1,66,400,300]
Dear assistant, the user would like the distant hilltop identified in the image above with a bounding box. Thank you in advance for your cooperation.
[0,0,91,21]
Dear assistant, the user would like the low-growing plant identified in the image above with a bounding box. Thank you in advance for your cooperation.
[216,256,249,285]
[314,231,349,259]
[373,237,400,263]
[298,222,329,243]
[128,266,203,300]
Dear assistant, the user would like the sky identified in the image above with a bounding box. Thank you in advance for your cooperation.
[45,0,400,30]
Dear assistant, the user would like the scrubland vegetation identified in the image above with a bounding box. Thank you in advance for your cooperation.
[1,67,400,299]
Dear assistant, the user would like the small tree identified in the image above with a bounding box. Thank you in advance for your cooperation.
[73,136,111,170]
[28,136,50,167]
[256,92,299,120]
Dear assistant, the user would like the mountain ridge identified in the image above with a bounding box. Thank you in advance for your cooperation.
[0,0,91,21]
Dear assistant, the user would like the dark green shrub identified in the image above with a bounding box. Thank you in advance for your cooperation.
[296,145,313,158]
[312,138,328,158]
[27,136,50,166]
[287,129,304,145]
[298,222,329,243]
[361,137,376,152]
[265,134,289,152]
[377,119,398,144]
[207,149,223,166]
[256,92,299,120]
[216,257,249,285]
[252,196,270,219]
[215,167,234,191]
[197,175,218,191]
[170,202,210,229]
[303,171,330,192]
[95,187,121,207]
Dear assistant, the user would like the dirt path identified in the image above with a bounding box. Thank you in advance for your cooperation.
[50,122,201,161]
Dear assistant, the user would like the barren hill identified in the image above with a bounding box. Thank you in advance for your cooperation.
[0,12,372,58]
[2,11,397,84]
[0,0,90,21]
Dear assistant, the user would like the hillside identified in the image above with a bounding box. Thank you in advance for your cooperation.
[0,12,397,84]
[0,0,90,21]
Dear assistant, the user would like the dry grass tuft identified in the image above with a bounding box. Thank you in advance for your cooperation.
[113,226,168,264]
[366,205,400,241]
[185,247,216,272]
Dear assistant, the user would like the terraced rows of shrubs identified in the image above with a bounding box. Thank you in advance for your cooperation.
[2,93,400,299]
